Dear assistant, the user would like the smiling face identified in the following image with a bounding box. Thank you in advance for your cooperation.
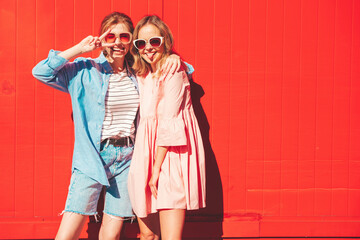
[137,24,164,72]
[103,23,132,63]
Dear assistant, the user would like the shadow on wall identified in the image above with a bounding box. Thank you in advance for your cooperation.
[85,77,224,240]
[184,77,224,239]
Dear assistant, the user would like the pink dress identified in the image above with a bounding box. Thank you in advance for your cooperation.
[128,69,206,218]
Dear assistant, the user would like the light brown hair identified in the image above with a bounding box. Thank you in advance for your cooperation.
[99,12,134,64]
[131,15,174,76]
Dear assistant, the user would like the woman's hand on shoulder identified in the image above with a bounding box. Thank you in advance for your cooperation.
[161,54,181,75]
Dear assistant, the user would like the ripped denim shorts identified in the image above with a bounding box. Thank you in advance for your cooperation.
[63,142,134,219]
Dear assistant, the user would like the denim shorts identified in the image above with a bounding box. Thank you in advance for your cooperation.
[63,142,134,218]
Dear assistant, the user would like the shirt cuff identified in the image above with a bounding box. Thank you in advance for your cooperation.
[47,49,69,71]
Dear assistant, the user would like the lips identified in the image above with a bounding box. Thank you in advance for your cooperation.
[111,46,126,54]
[145,52,156,61]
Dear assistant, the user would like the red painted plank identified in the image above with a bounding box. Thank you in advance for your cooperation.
[349,0,360,162]
[178,0,196,62]
[246,0,267,215]
[130,0,148,26]
[193,0,219,218]
[314,0,336,217]
[212,0,232,215]
[112,0,131,16]
[263,0,284,216]
[314,189,332,216]
[331,1,352,218]
[163,0,179,50]
[297,0,318,217]
[280,189,298,216]
[34,0,56,218]
[0,0,16,217]
[53,0,75,216]
[348,0,360,216]
[15,0,36,218]
[74,0,93,59]
[148,0,163,17]
[228,0,249,214]
[260,216,360,237]
[280,0,301,217]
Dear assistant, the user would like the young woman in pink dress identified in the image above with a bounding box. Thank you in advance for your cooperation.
[128,15,206,240]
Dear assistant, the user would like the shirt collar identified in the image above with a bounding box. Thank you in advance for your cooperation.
[98,52,113,74]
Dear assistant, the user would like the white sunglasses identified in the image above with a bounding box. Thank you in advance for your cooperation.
[133,36,164,50]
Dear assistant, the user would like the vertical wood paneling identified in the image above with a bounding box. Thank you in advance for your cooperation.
[297,0,318,217]
[178,0,196,62]
[263,0,284,216]
[246,0,266,215]
[34,0,55,217]
[314,0,335,217]
[2,0,360,238]
[280,0,301,217]
[130,0,148,26]
[212,0,232,214]
[15,0,36,217]
[332,0,352,216]
[112,0,131,16]
[163,0,179,51]
[228,0,249,215]
[53,0,75,215]
[148,0,163,17]
[93,0,111,59]
[348,0,360,217]
[75,0,93,58]
[0,0,16,217]
[193,0,221,218]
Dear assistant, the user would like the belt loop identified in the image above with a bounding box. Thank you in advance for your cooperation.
[127,136,130,146]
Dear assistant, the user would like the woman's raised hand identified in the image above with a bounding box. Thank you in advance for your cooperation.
[59,29,115,60]
[76,29,115,54]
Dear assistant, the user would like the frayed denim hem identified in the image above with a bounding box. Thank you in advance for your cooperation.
[59,210,101,222]
[103,211,136,222]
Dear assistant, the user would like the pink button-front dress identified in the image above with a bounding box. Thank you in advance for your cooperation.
[128,69,206,218]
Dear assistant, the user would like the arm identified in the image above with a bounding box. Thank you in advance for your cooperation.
[58,29,113,60]
[32,30,114,92]
[156,70,188,146]
[149,70,188,198]
[149,146,168,199]
[161,54,195,76]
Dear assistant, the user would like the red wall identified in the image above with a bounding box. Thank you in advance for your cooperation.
[1,0,360,239]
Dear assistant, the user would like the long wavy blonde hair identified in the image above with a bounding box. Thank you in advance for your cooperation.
[131,15,174,76]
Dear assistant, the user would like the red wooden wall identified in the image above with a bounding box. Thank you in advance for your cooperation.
[1,0,360,239]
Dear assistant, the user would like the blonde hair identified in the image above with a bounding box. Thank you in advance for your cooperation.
[131,15,174,76]
[99,12,134,64]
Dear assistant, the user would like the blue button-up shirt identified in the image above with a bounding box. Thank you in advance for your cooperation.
[32,50,139,186]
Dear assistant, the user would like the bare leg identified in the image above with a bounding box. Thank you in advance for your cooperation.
[98,213,124,240]
[138,213,160,240]
[159,209,185,240]
[55,212,88,240]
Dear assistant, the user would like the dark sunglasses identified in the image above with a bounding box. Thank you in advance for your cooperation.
[133,36,164,50]
[105,32,132,44]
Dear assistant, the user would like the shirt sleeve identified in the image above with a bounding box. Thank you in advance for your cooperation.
[32,49,76,93]
[156,70,189,147]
